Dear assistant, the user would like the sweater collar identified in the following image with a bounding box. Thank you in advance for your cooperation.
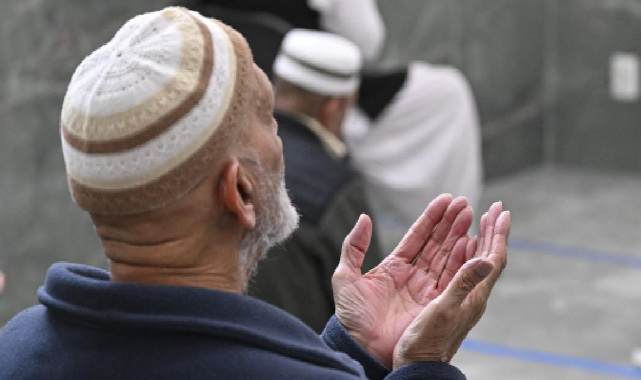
[277,111,347,159]
[38,263,362,376]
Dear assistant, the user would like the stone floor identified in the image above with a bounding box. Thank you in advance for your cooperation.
[451,165,641,379]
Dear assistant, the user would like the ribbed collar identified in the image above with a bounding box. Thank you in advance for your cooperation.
[37,263,363,376]
[281,111,347,159]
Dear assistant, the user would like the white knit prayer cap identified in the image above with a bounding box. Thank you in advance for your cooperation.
[60,7,256,215]
[273,29,362,96]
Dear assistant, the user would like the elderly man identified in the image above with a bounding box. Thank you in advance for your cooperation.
[0,7,510,380]
[248,29,382,333]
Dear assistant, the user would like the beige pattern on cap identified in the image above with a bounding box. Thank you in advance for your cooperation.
[61,8,208,153]
[60,7,256,215]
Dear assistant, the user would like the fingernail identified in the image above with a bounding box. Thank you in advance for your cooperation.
[476,261,494,277]
[497,211,511,224]
[438,193,452,200]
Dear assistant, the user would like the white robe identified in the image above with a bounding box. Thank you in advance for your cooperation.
[307,0,385,62]
[344,62,483,252]
[307,0,483,252]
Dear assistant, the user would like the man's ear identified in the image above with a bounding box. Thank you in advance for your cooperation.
[318,97,344,136]
[319,97,340,122]
[347,92,358,108]
[219,159,256,229]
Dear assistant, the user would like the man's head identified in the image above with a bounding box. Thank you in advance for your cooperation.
[60,7,298,290]
[272,29,362,137]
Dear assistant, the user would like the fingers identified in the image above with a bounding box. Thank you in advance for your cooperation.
[411,197,469,267]
[441,258,494,308]
[465,236,477,262]
[424,205,473,282]
[487,210,511,274]
[435,236,469,292]
[392,257,495,368]
[491,211,510,253]
[333,214,372,290]
[494,211,511,240]
[475,202,503,257]
[0,272,4,294]
[426,197,469,248]
[471,210,511,301]
[476,213,487,258]
[392,194,453,261]
[480,202,502,258]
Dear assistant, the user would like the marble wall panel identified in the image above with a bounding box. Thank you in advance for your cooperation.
[555,0,641,171]
[0,0,173,326]
[376,0,547,178]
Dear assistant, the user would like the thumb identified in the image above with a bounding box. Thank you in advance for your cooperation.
[441,258,494,307]
[333,214,372,287]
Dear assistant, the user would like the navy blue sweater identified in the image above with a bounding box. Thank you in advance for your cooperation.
[0,263,465,380]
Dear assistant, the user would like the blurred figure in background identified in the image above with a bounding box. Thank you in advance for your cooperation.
[344,64,483,252]
[248,30,382,333]
[185,0,483,253]
[195,0,386,62]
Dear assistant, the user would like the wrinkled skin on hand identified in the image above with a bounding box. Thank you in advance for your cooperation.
[332,194,476,368]
[393,203,510,368]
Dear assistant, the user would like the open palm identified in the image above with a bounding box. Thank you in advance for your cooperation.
[332,194,476,368]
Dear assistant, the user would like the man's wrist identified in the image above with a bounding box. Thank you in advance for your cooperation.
[322,315,391,380]
[386,361,467,380]
[393,354,448,371]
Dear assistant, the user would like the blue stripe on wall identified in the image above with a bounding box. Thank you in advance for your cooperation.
[461,339,641,378]
[508,238,641,269]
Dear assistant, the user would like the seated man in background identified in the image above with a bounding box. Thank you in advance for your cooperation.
[0,7,510,380]
[248,29,382,333]
[186,0,484,253]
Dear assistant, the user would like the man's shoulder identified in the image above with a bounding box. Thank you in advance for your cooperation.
[278,118,358,225]
[285,161,359,225]
[0,266,366,380]
[0,305,47,340]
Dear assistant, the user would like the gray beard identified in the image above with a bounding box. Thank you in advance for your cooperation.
[238,158,299,290]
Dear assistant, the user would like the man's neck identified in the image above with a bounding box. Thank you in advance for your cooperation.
[109,260,243,293]
[104,234,245,293]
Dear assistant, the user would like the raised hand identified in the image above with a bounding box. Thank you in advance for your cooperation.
[332,194,474,368]
[393,202,510,368]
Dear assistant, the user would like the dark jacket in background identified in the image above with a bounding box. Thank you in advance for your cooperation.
[198,0,321,29]
[0,263,466,380]
[248,112,382,333]
[187,0,408,119]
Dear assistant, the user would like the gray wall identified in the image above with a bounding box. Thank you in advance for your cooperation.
[0,0,640,325]
[376,0,641,177]
[0,0,174,326]
[555,0,641,171]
